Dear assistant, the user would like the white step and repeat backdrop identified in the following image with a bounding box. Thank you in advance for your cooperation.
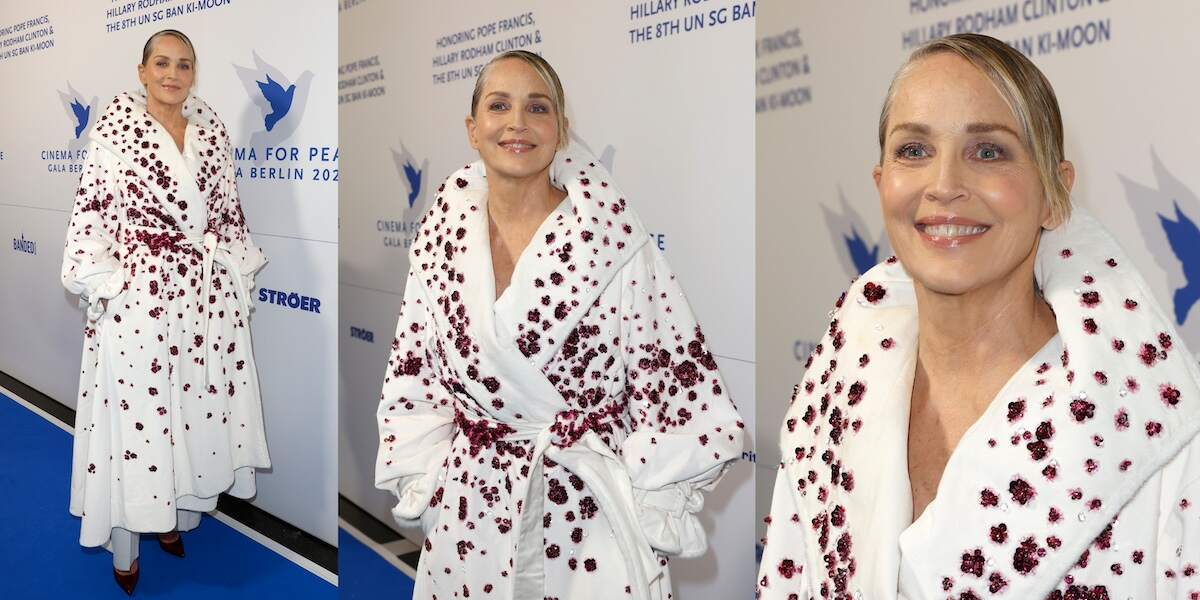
[0,1,338,546]
[339,1,756,597]
[757,0,1200,554]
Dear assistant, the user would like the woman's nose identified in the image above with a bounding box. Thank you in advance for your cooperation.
[506,109,527,131]
[925,155,968,204]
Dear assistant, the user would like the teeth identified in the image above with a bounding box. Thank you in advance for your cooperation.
[924,223,987,237]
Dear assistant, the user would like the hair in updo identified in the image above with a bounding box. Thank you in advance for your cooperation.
[141,29,196,66]
[878,33,1071,225]
[470,50,568,149]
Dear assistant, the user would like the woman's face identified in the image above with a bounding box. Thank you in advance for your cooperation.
[138,35,194,110]
[465,58,561,183]
[874,52,1063,297]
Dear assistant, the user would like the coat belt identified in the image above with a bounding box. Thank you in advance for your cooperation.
[121,225,250,386]
[455,409,664,600]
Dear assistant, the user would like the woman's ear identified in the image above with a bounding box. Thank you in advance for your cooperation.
[1042,160,1075,230]
[1059,159,1075,194]
[464,116,479,150]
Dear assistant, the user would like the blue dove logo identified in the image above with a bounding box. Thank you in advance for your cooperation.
[402,161,422,207]
[1158,202,1200,324]
[844,225,881,274]
[821,188,890,277]
[392,143,429,210]
[57,84,97,143]
[256,74,295,132]
[233,52,313,152]
[1121,149,1200,325]
[69,98,90,139]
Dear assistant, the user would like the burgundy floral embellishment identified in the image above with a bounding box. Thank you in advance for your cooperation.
[1069,398,1096,422]
[1160,384,1181,407]
[1138,343,1160,366]
[861,282,886,303]
[1012,537,1043,575]
[846,381,866,406]
[960,548,986,577]
[980,488,1000,508]
[777,558,798,578]
[455,177,468,188]
[1008,477,1036,505]
[1007,399,1026,422]
[989,523,1009,544]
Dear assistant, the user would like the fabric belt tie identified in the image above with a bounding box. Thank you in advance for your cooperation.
[457,409,663,600]
[122,225,249,387]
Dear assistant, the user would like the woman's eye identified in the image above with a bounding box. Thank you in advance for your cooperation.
[489,101,508,111]
[180,64,191,70]
[528,103,548,114]
[896,144,927,160]
[973,144,1004,160]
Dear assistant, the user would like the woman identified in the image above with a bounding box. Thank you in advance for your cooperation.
[375,50,744,600]
[757,34,1200,599]
[62,29,269,594]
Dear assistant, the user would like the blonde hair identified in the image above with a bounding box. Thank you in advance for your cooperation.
[141,29,196,66]
[470,50,568,149]
[878,33,1070,224]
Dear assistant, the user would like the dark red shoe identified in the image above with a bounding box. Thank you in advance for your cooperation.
[158,532,185,558]
[113,559,139,596]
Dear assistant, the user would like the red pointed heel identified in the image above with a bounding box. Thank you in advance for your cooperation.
[158,531,185,558]
[113,558,139,596]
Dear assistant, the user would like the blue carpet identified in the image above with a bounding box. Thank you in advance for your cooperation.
[0,391,336,598]
[337,529,415,599]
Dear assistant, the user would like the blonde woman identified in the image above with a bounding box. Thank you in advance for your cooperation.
[62,29,269,594]
[758,33,1200,599]
[375,50,744,599]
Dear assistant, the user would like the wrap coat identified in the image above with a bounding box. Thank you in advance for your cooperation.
[62,91,270,547]
[375,146,745,599]
[757,210,1200,599]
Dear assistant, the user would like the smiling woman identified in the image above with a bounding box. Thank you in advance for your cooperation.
[60,27,269,596]
[757,33,1200,599]
[374,50,745,600]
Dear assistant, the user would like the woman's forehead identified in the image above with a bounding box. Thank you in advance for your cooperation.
[890,54,1016,129]
[483,59,549,93]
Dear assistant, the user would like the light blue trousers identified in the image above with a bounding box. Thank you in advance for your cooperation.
[110,509,203,570]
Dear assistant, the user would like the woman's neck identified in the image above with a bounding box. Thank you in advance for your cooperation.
[145,94,186,131]
[487,168,565,225]
[913,250,1058,398]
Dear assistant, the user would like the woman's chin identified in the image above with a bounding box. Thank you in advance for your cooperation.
[483,154,553,181]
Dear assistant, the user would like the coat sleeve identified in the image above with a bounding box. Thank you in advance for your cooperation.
[1158,440,1200,598]
[215,130,267,298]
[618,244,745,558]
[756,467,814,599]
[61,142,126,320]
[375,267,456,527]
